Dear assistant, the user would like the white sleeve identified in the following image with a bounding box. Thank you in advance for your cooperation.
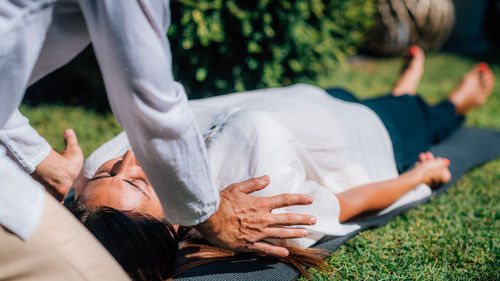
[0,110,51,174]
[0,1,89,174]
[76,0,218,225]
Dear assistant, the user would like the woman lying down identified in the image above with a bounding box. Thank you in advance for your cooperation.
[67,47,494,280]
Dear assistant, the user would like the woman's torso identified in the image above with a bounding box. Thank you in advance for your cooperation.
[190,84,398,193]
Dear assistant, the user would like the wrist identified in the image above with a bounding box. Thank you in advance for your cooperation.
[195,202,221,235]
[406,165,427,185]
[33,150,61,183]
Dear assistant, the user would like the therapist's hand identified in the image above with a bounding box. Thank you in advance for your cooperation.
[195,175,316,257]
[33,129,83,202]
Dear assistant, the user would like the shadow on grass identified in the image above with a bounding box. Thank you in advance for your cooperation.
[24,46,111,114]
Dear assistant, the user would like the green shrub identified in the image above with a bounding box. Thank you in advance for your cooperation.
[168,0,376,98]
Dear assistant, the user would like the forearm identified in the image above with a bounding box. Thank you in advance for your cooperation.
[336,168,424,222]
[78,0,219,225]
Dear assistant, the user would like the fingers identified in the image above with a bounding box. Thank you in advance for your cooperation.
[232,175,271,194]
[263,227,309,239]
[419,152,426,162]
[266,193,314,210]
[426,151,434,160]
[419,151,435,162]
[249,242,290,257]
[268,213,316,226]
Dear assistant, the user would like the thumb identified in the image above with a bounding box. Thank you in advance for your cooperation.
[62,129,82,158]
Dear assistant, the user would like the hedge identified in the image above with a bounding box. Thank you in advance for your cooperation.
[168,0,376,98]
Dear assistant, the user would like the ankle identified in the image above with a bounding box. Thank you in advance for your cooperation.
[448,98,466,116]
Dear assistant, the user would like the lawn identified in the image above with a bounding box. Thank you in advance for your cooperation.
[22,52,499,280]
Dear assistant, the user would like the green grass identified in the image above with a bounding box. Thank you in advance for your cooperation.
[21,52,499,280]
[308,53,500,280]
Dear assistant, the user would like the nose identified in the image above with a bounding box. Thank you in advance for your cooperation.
[112,149,138,175]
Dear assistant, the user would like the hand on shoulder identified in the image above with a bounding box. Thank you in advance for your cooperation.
[195,175,316,257]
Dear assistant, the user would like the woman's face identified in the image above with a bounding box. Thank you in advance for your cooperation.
[78,150,164,219]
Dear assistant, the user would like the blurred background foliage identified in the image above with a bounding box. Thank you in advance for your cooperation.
[24,0,500,108]
[25,0,376,107]
[168,0,375,97]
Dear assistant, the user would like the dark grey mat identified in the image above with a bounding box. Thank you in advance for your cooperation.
[174,127,500,281]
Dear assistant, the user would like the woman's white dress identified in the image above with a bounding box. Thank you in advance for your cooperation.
[82,84,431,248]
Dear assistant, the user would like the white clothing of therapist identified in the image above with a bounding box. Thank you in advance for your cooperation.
[0,0,316,260]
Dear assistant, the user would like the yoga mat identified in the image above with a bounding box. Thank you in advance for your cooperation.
[174,127,500,281]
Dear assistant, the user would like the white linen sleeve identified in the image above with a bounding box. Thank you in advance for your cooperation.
[0,110,51,174]
[76,0,218,225]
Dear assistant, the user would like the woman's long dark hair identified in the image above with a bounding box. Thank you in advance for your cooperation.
[67,199,328,280]
[66,199,179,281]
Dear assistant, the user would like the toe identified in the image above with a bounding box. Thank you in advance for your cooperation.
[481,70,495,91]
[409,46,419,56]
[409,46,424,58]
[485,70,495,83]
[478,62,489,72]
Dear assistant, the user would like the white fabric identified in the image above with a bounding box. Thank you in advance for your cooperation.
[0,147,45,240]
[83,84,432,248]
[0,110,51,174]
[0,0,218,239]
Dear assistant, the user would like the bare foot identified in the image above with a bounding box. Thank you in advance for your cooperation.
[393,46,425,96]
[415,151,451,188]
[448,63,495,115]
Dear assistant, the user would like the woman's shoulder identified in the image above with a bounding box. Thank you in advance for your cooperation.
[207,108,288,144]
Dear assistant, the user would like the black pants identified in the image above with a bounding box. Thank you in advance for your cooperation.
[325,88,465,173]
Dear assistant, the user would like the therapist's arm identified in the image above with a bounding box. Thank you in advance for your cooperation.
[77,0,313,257]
